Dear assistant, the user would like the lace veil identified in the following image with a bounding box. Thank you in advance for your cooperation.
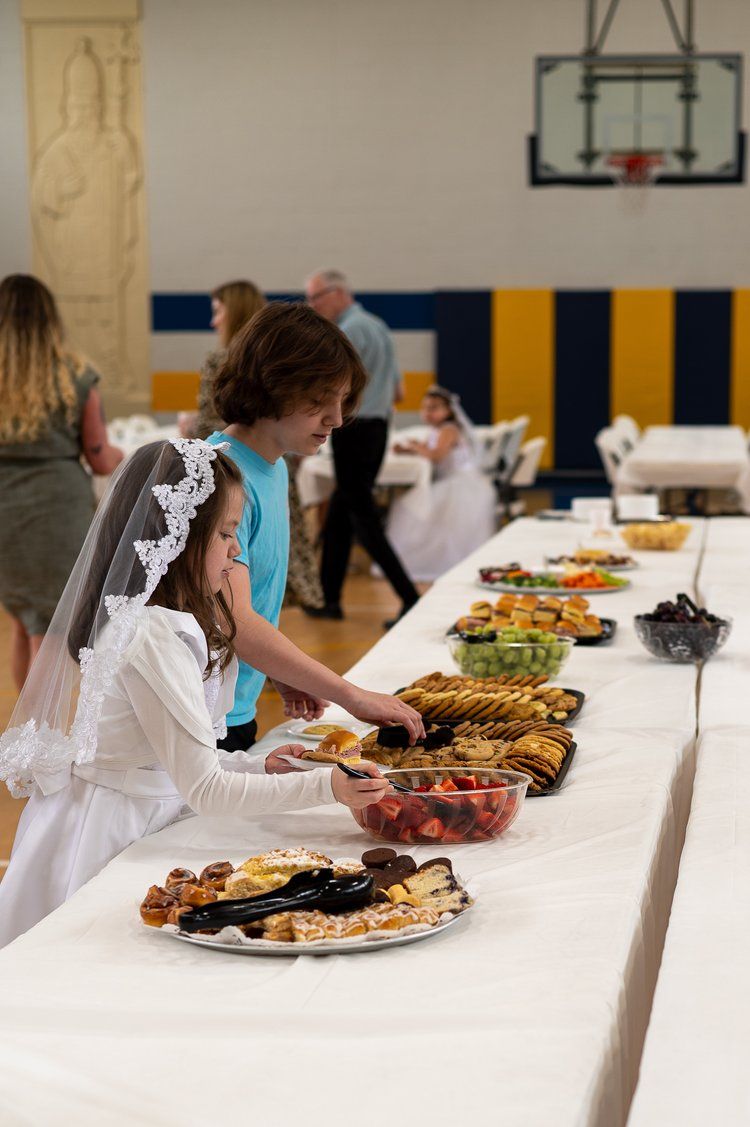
[426,385,480,458]
[0,438,228,798]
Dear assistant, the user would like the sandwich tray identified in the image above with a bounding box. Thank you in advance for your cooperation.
[526,740,577,797]
[446,619,617,647]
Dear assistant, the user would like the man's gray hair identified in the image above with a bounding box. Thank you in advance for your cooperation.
[308,268,351,293]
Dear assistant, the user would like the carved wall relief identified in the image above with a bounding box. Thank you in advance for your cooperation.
[22,3,149,414]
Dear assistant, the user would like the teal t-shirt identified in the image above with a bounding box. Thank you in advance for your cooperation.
[207,433,290,725]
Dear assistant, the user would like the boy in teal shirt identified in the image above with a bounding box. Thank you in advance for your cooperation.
[208,302,424,751]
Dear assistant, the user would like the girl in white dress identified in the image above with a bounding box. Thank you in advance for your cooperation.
[386,387,496,581]
[0,439,389,946]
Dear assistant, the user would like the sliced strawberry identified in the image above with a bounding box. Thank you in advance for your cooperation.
[396,827,415,844]
[437,779,459,793]
[415,817,446,840]
[377,796,403,821]
[442,829,466,843]
[454,776,478,791]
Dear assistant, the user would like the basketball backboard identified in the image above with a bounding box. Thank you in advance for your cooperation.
[530,53,744,186]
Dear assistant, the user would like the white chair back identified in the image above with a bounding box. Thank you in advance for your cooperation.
[511,437,546,487]
[496,415,529,483]
[612,414,641,450]
[477,422,510,473]
[595,425,629,483]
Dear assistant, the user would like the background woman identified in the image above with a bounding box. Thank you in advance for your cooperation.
[387,386,496,581]
[195,280,325,612]
[0,274,123,689]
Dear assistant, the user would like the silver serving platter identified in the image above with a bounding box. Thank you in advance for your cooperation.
[161,911,466,956]
[475,574,630,597]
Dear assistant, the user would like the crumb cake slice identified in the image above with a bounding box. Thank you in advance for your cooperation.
[404,865,473,914]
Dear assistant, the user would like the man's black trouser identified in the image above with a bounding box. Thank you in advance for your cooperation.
[320,417,419,607]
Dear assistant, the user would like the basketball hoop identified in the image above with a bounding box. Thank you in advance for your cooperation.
[605,151,665,214]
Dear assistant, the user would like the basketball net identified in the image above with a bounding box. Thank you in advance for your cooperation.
[606,152,665,216]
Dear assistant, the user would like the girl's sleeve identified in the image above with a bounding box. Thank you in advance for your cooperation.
[120,617,335,814]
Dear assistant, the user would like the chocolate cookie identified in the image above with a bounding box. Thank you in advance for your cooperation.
[384,855,417,876]
[361,848,397,867]
[417,856,454,874]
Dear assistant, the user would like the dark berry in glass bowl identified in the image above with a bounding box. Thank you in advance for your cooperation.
[634,593,731,662]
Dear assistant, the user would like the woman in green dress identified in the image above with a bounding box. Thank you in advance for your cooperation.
[0,275,123,688]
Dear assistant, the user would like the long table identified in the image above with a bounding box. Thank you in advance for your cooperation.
[0,519,709,1127]
[615,426,750,510]
[628,517,750,1125]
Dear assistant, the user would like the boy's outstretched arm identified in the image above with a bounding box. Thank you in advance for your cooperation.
[225,565,425,743]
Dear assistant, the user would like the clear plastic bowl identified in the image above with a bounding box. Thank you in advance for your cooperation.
[446,634,575,681]
[634,615,732,663]
[351,768,530,845]
[620,522,690,551]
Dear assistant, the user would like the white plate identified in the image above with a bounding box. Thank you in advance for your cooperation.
[277,753,375,771]
[476,573,630,596]
[160,910,467,956]
[543,556,638,573]
[283,719,375,742]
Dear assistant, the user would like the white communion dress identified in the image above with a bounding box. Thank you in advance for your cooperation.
[0,605,335,947]
[386,427,497,581]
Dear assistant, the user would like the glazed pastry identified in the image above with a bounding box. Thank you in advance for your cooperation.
[166,905,193,927]
[199,861,234,891]
[165,867,196,888]
[180,883,218,907]
[139,885,179,927]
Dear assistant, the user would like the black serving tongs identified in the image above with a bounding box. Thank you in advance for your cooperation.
[177,868,373,933]
[336,761,412,794]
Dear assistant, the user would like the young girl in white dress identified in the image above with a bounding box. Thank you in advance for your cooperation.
[386,387,496,581]
[0,439,389,947]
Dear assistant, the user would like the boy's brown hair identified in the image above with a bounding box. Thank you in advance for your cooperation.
[213,302,368,426]
[70,441,244,679]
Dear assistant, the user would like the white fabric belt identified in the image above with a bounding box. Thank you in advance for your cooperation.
[72,763,182,800]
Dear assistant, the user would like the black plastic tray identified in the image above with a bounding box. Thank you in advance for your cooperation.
[559,689,585,724]
[526,740,577,797]
[447,620,616,646]
[574,618,617,646]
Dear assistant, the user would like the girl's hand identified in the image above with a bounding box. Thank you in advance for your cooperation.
[345,688,425,744]
[265,744,307,774]
[331,761,391,810]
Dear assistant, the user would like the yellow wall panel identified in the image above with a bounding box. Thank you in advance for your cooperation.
[151,371,200,412]
[610,290,674,427]
[396,371,435,412]
[731,290,750,429]
[492,290,554,468]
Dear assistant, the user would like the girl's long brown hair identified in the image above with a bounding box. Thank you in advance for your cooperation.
[0,274,82,443]
[212,280,266,346]
[70,441,244,679]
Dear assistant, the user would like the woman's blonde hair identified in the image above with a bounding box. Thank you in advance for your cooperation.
[0,274,82,443]
[212,279,266,345]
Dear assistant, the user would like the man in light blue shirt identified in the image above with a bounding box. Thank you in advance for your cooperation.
[305,270,419,626]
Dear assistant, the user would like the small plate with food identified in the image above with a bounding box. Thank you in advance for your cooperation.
[283,719,375,742]
[279,728,374,769]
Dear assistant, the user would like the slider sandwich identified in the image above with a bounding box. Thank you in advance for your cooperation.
[300,729,363,765]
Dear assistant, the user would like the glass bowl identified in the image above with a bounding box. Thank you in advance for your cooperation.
[620,522,690,550]
[351,768,530,845]
[446,634,575,681]
[633,615,732,663]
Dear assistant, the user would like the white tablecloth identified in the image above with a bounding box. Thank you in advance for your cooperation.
[0,518,708,1127]
[296,439,433,509]
[616,426,750,510]
[628,729,750,1127]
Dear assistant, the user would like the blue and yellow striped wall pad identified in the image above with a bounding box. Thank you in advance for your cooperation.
[152,289,750,470]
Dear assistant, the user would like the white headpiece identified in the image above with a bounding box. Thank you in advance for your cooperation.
[0,439,227,798]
